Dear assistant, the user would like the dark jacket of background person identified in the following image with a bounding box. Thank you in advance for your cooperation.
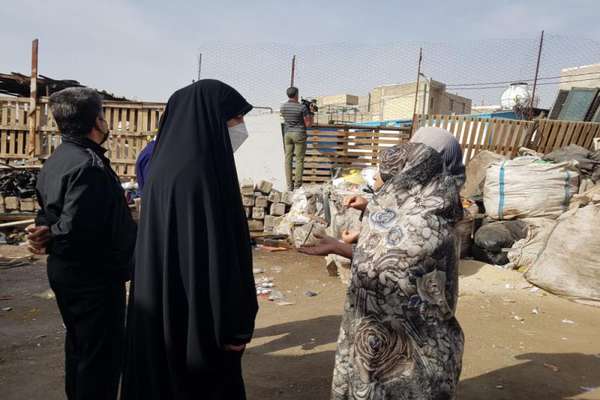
[122,80,258,400]
[36,136,137,285]
[33,87,137,400]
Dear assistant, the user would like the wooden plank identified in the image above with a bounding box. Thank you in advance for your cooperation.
[309,130,409,138]
[17,131,25,156]
[560,121,578,149]
[464,119,479,162]
[583,124,600,149]
[141,110,149,134]
[573,122,589,147]
[150,110,157,132]
[0,130,7,156]
[538,121,569,154]
[509,123,526,157]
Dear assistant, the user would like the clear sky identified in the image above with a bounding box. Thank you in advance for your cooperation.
[2,0,600,107]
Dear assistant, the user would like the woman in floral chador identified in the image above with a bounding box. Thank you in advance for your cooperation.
[303,142,465,399]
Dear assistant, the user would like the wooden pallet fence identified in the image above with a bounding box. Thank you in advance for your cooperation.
[535,120,600,154]
[301,125,410,183]
[415,114,600,164]
[414,114,532,165]
[0,96,166,177]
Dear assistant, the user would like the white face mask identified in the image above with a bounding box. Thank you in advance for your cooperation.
[228,122,248,153]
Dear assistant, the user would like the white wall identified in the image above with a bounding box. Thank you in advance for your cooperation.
[234,113,287,191]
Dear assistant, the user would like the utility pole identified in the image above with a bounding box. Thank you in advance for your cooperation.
[529,30,544,120]
[197,52,202,81]
[28,39,39,157]
[290,55,296,87]
[412,48,423,121]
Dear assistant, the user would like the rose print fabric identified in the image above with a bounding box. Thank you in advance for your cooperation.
[331,143,464,400]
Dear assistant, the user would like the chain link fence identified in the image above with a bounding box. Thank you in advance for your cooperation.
[199,35,600,123]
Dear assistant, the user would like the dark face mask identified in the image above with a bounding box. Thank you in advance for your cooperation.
[97,118,110,145]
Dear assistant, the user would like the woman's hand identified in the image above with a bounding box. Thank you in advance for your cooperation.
[224,344,246,352]
[341,229,360,244]
[343,195,368,211]
[298,233,340,256]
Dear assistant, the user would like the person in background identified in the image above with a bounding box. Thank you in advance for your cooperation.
[135,138,155,195]
[121,80,257,400]
[300,142,465,399]
[26,87,137,400]
[135,114,164,196]
[280,86,313,191]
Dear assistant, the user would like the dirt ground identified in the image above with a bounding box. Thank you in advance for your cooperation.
[1,245,600,400]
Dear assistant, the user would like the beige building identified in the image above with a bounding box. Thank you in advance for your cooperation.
[560,63,600,90]
[369,80,471,121]
[313,80,472,124]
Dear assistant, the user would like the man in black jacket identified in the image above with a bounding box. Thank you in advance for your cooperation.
[26,87,137,400]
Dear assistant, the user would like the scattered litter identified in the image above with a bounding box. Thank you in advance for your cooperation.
[505,284,514,289]
[252,268,264,274]
[529,287,540,293]
[531,308,540,315]
[2,306,12,312]
[33,289,55,300]
[496,385,504,390]
[304,290,318,297]
[502,298,516,303]
[0,254,34,269]
[268,290,286,301]
[580,386,598,393]
[275,301,295,306]
[513,315,525,322]
[543,363,560,372]
[561,319,575,325]
[257,245,288,252]
[255,277,274,295]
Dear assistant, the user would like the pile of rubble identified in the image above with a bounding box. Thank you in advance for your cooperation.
[0,169,39,214]
[240,179,293,233]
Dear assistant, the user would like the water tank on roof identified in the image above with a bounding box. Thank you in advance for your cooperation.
[501,82,531,110]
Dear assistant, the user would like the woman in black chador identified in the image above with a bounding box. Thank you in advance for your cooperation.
[122,80,258,400]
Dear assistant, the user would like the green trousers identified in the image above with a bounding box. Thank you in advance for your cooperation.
[284,130,307,190]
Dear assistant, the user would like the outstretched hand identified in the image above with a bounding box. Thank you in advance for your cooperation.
[298,233,341,256]
[343,195,368,211]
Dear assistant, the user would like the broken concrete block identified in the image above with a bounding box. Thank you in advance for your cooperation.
[270,202,286,216]
[257,180,273,194]
[252,207,265,220]
[19,198,35,212]
[281,191,293,206]
[240,179,255,196]
[264,215,282,230]
[242,195,255,207]
[4,197,19,211]
[255,196,269,208]
[247,219,264,232]
[244,207,251,218]
[268,190,281,204]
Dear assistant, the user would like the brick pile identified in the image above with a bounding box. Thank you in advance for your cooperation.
[241,180,293,233]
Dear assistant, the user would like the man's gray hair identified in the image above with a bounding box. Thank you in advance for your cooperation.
[49,87,103,136]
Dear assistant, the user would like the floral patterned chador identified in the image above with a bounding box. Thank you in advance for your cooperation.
[332,143,465,400]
